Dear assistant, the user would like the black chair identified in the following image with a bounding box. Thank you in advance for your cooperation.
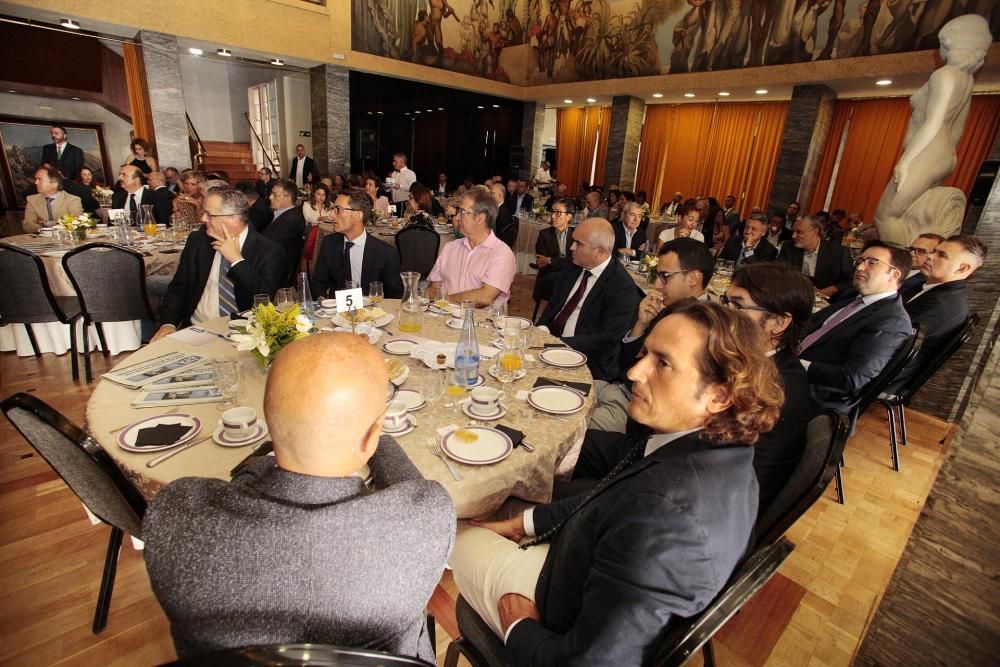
[164,644,435,666]
[61,242,156,383]
[396,226,441,279]
[879,313,978,471]
[1,392,146,634]
[0,242,82,374]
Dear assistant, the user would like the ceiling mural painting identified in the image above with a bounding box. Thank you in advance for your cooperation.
[352,0,999,86]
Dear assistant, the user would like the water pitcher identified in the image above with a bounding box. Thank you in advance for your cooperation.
[398,271,423,333]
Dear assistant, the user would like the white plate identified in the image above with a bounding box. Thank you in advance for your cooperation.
[383,338,420,355]
[445,318,464,330]
[389,364,410,387]
[386,382,397,403]
[502,316,533,330]
[488,365,527,381]
[394,388,426,411]
[332,311,394,328]
[228,319,249,330]
[527,386,586,414]
[213,422,269,447]
[463,402,507,421]
[117,413,201,452]
[441,426,513,465]
[420,345,455,369]
[381,413,416,436]
[538,348,588,368]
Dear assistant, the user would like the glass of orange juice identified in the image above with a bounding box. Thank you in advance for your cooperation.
[495,328,525,384]
[143,221,158,237]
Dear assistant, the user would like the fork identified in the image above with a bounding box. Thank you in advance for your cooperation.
[426,436,462,481]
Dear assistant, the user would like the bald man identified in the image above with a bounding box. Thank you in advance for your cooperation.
[143,334,455,661]
[537,218,641,381]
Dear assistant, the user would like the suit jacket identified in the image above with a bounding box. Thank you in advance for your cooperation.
[776,239,854,294]
[248,196,273,232]
[112,187,172,225]
[584,205,610,220]
[287,156,318,184]
[311,232,403,299]
[534,226,574,271]
[23,191,84,233]
[495,202,517,248]
[899,272,927,301]
[800,293,912,413]
[508,432,757,665]
[904,280,969,361]
[718,236,778,265]
[255,179,274,201]
[41,142,85,179]
[754,349,810,516]
[538,259,641,381]
[151,187,177,224]
[143,438,455,661]
[158,226,286,329]
[612,221,646,255]
[262,207,306,287]
[61,179,99,213]
[508,192,534,214]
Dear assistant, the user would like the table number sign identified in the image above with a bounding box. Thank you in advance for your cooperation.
[335,287,364,313]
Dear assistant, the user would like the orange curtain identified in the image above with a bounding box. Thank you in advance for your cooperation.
[942,95,1000,193]
[808,102,852,214]
[123,43,156,155]
[742,102,790,218]
[635,105,673,206]
[589,107,612,189]
[556,106,612,195]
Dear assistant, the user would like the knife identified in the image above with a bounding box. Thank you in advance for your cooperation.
[146,433,213,467]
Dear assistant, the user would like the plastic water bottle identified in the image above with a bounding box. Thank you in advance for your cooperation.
[454,301,480,387]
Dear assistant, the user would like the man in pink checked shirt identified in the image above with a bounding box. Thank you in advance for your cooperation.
[429,186,516,308]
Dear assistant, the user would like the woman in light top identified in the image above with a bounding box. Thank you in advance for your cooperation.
[364,171,391,218]
[303,183,334,266]
[657,204,705,252]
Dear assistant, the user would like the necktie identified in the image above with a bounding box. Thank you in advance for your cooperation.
[550,270,591,337]
[343,240,354,289]
[520,439,646,549]
[128,193,138,222]
[45,196,56,221]
[218,256,238,316]
[797,297,865,353]
[57,144,63,160]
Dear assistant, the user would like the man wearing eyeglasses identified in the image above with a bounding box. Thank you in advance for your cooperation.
[532,197,576,304]
[797,240,912,414]
[900,233,944,300]
[718,213,777,266]
[263,180,306,287]
[311,188,403,300]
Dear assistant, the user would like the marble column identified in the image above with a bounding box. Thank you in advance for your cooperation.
[768,85,836,213]
[603,96,645,191]
[520,102,545,181]
[310,65,350,176]
[137,31,190,170]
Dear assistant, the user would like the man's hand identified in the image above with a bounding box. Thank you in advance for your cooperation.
[212,227,243,264]
[535,255,551,268]
[469,514,526,542]
[630,292,663,337]
[498,593,541,634]
[151,324,176,342]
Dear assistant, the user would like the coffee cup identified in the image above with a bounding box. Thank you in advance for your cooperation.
[470,386,505,415]
[221,406,257,438]
[320,298,337,310]
[384,400,409,430]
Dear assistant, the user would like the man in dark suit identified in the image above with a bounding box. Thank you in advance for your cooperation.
[59,172,100,213]
[532,197,576,305]
[766,212,792,247]
[718,213,778,266]
[449,302,782,665]
[722,194,741,233]
[311,188,403,299]
[537,218,640,381]
[40,125,85,180]
[777,215,854,298]
[255,167,275,200]
[491,182,518,248]
[900,233,944,300]
[151,189,285,341]
[287,144,318,189]
[147,171,177,225]
[798,241,913,414]
[164,167,181,194]
[509,179,534,215]
[612,202,647,257]
[263,179,306,287]
[111,164,163,223]
[144,333,454,661]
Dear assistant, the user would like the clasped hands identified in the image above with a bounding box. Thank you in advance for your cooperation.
[469,514,541,633]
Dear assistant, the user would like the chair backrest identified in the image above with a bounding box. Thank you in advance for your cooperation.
[0,242,70,324]
[164,643,435,666]
[1,393,145,537]
[852,325,924,417]
[756,411,849,546]
[898,313,978,405]
[61,242,155,323]
[395,227,440,279]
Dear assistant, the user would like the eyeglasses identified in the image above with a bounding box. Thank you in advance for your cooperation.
[853,256,900,272]
[907,246,934,255]
[551,209,572,216]
[720,294,770,312]
[331,205,360,214]
[454,207,474,218]
[202,211,231,218]
[654,269,689,283]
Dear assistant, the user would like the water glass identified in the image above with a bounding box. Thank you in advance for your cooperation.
[416,282,429,307]
[345,281,358,290]
[275,288,296,312]
[421,369,446,404]
[369,282,384,304]
[213,360,240,409]
[488,302,507,333]
[253,294,271,311]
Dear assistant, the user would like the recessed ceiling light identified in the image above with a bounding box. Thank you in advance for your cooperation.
[188,48,203,56]
[217,48,232,57]
[71,97,80,101]
[376,111,384,115]
[476,105,484,109]
[367,111,373,115]
[60,19,80,30]
[438,107,444,111]
[492,104,500,108]
[586,98,596,103]
[755,89,768,95]
[404,111,411,115]
[875,79,892,86]
[270,58,284,66]
[415,110,421,114]
[426,109,433,112]
[564,99,573,104]
[8,89,16,93]
[684,93,696,98]
[718,91,730,97]
[652,93,663,98]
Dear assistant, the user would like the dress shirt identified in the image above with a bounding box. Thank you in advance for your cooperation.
[658,227,705,244]
[294,158,305,188]
[54,140,67,157]
[801,246,819,277]
[347,230,367,287]
[737,239,761,266]
[127,186,147,218]
[515,193,528,212]
[799,290,897,370]
[391,167,416,204]
[624,228,638,250]
[271,206,293,222]
[556,228,569,256]
[560,256,611,338]
[907,281,944,302]
[428,232,516,308]
[191,226,250,325]
[766,231,783,247]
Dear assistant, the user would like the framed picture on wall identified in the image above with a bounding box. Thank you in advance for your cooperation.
[0,116,112,209]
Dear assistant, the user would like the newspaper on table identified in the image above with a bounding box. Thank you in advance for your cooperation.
[131,386,224,408]
[140,365,216,390]
[103,351,209,388]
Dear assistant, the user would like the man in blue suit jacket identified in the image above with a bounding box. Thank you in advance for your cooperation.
[40,125,85,180]
[449,302,783,665]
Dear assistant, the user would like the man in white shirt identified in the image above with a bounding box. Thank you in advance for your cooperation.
[660,191,683,216]
[111,164,154,223]
[287,144,318,189]
[388,153,416,208]
[900,233,944,299]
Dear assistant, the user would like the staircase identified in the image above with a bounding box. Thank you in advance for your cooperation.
[201,141,260,183]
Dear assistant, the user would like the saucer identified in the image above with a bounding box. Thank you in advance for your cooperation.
[213,422,268,447]
[393,388,427,411]
[445,318,464,330]
[488,366,527,381]
[382,413,416,436]
[462,402,507,421]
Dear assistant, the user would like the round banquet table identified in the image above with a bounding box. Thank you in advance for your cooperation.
[85,300,596,518]
[513,214,551,275]
[0,229,185,356]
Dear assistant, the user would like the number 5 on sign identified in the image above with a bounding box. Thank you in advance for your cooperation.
[335,287,364,313]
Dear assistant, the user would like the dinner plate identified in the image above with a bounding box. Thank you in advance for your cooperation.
[441,426,513,465]
[393,388,426,411]
[332,311,394,328]
[213,422,269,447]
[446,318,464,330]
[527,386,586,414]
[381,413,416,436]
[117,413,201,452]
[383,338,420,355]
[538,348,588,368]
[462,402,507,421]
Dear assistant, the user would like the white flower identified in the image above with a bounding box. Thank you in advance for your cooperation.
[295,314,312,333]
[232,327,270,358]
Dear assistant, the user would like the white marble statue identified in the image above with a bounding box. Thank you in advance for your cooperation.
[874,14,993,245]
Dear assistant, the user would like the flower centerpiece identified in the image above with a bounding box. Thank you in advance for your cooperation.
[93,185,114,207]
[640,253,659,284]
[58,213,96,240]
[232,303,313,368]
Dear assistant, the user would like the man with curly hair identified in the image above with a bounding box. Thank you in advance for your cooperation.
[449,301,782,664]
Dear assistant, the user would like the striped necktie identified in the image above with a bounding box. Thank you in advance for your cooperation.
[218,256,238,316]
[46,196,56,221]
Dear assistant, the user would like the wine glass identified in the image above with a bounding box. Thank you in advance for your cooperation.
[275,288,296,312]
[369,281,384,304]
[213,360,240,409]
[488,302,507,334]
[445,371,467,419]
[421,369,445,405]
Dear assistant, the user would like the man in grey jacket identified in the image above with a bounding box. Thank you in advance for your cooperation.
[143,333,455,661]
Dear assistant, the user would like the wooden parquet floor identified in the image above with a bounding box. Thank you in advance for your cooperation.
[0,273,952,666]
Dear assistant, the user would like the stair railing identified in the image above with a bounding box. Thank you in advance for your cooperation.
[186,113,207,170]
[244,112,280,175]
